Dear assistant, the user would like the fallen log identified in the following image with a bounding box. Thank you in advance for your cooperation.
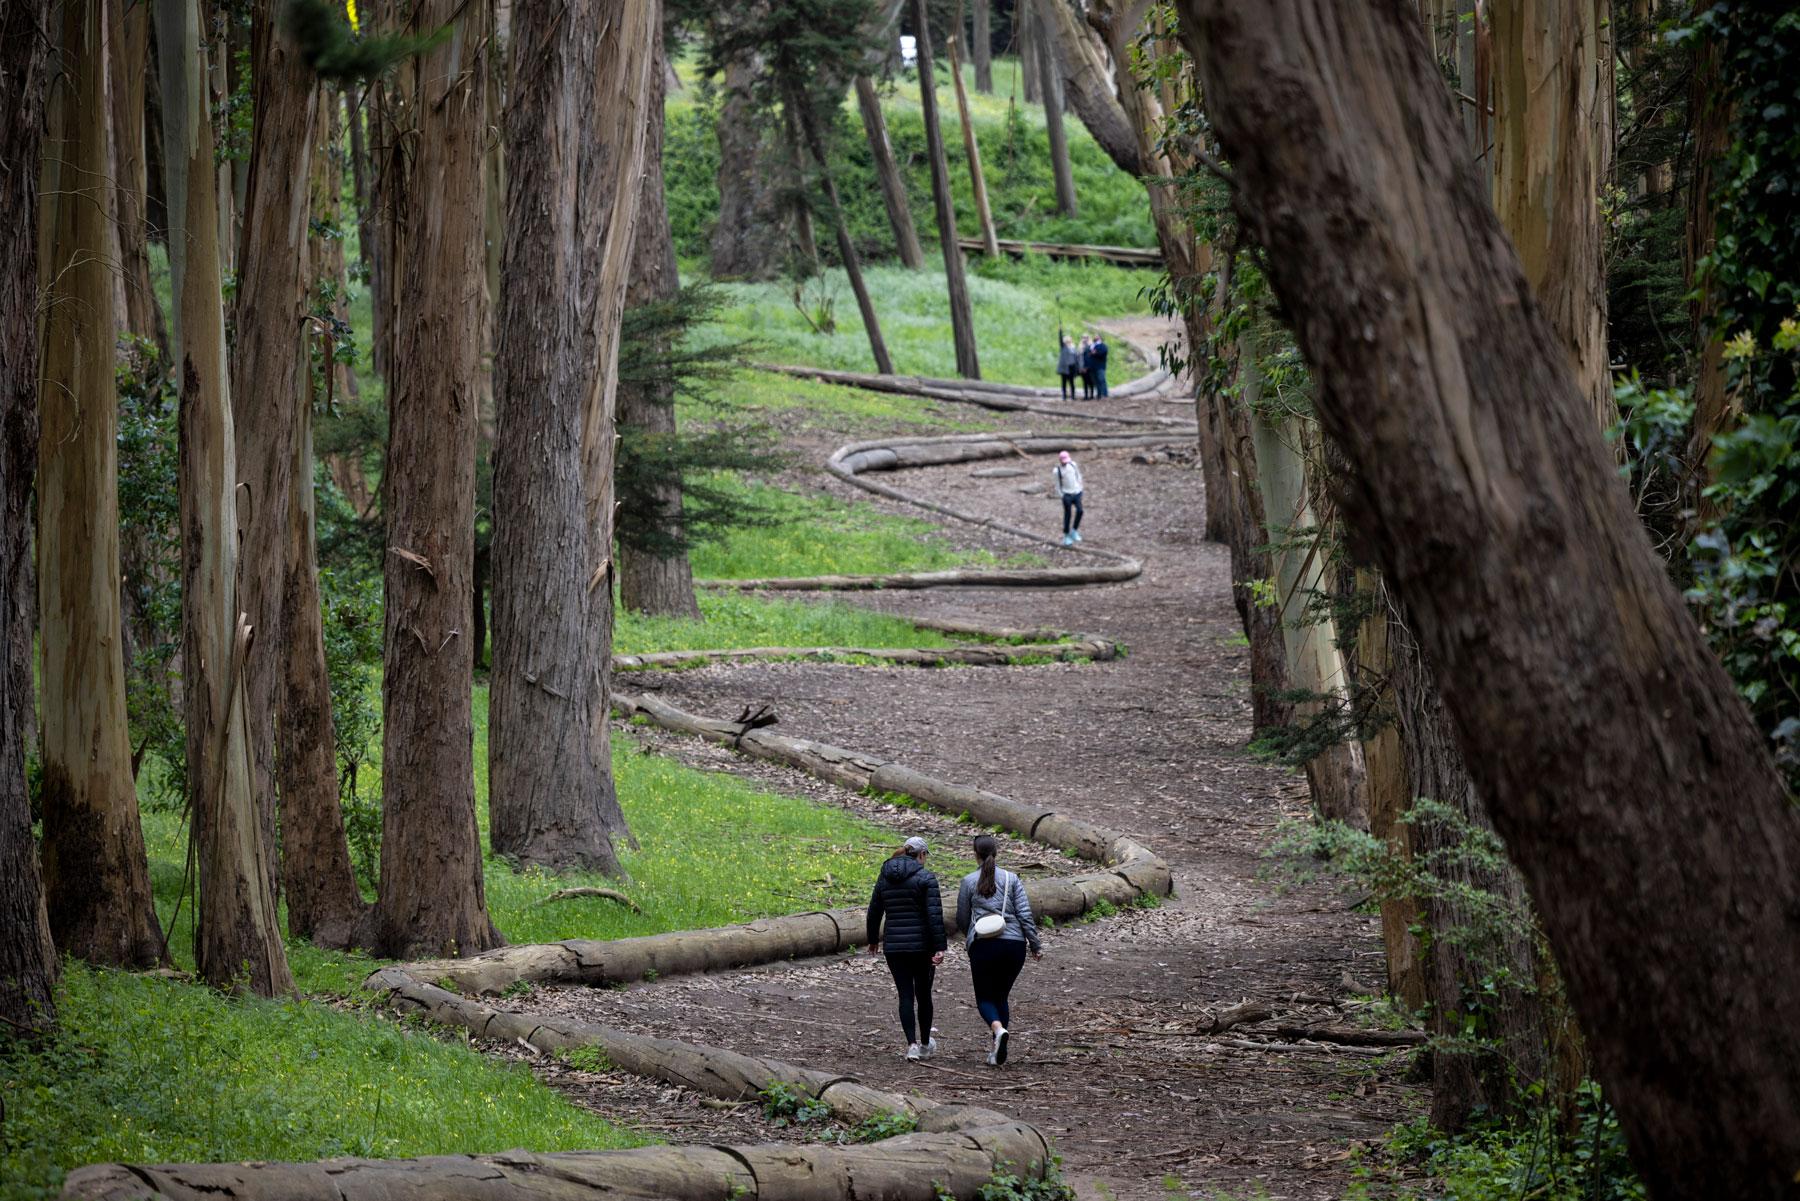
[700,565,1141,591]
[954,234,1163,268]
[611,638,1119,671]
[540,887,640,912]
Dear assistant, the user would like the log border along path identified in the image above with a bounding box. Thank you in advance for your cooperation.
[60,424,1206,1199]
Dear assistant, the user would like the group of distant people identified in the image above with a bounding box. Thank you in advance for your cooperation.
[1055,330,1109,400]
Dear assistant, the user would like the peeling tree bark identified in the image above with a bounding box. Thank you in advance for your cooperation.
[913,0,981,379]
[489,0,658,876]
[0,0,58,1038]
[156,0,294,997]
[109,0,164,354]
[1037,0,1143,177]
[374,0,503,957]
[1175,1,1800,1192]
[38,0,167,972]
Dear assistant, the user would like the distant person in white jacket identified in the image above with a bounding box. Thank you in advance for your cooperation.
[1054,451,1084,547]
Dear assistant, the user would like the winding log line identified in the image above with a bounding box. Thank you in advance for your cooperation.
[613,637,1119,671]
[760,362,1190,426]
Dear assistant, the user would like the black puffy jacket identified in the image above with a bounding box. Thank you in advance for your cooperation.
[866,854,947,954]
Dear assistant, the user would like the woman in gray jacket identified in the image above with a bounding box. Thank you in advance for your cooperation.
[956,834,1042,1065]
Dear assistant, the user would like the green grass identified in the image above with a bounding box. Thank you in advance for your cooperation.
[617,592,959,655]
[0,965,647,1201]
[683,474,1030,579]
[699,257,1151,385]
[684,365,1006,433]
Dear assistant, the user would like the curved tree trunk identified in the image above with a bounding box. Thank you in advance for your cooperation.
[156,0,294,997]
[0,0,57,1038]
[374,0,503,957]
[490,0,658,876]
[854,75,926,270]
[1037,0,1143,177]
[619,38,703,621]
[913,0,981,379]
[38,0,166,972]
[1176,1,1800,1192]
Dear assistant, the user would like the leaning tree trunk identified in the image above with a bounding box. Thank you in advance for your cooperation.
[1489,0,1614,438]
[156,0,294,997]
[1176,2,1800,1195]
[231,0,320,917]
[109,0,165,355]
[1036,0,1143,177]
[0,0,57,1039]
[619,39,703,621]
[489,0,658,876]
[854,76,926,270]
[949,28,1000,256]
[972,0,992,91]
[1034,1,1078,218]
[711,53,783,280]
[38,0,166,971]
[374,0,503,957]
[913,0,981,379]
[795,93,894,375]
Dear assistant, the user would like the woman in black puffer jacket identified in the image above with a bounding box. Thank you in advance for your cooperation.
[866,835,948,1060]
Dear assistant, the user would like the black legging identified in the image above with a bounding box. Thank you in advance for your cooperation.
[969,938,1028,1027]
[1059,372,1077,400]
[885,952,936,1044]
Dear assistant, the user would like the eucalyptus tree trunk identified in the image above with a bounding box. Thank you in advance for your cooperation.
[972,0,992,91]
[490,0,658,876]
[38,0,166,972]
[1489,0,1615,437]
[912,0,981,379]
[156,0,293,997]
[283,89,371,949]
[949,28,1001,256]
[0,0,58,1038]
[232,0,320,917]
[1685,27,1729,505]
[711,55,783,280]
[795,93,894,375]
[1035,0,1143,177]
[1033,1,1077,217]
[1242,348,1367,828]
[854,76,925,269]
[619,33,701,622]
[1019,0,1042,104]
[1176,2,1800,1192]
[109,0,164,354]
[375,0,503,956]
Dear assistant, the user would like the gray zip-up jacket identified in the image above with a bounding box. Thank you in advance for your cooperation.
[1053,461,1084,496]
[956,869,1040,952]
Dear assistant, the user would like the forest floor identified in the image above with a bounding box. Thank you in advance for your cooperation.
[484,337,1429,1201]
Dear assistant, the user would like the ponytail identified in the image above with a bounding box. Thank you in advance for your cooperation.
[973,834,999,897]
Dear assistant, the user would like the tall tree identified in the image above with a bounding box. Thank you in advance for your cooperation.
[619,32,704,621]
[489,0,657,875]
[373,0,502,956]
[155,0,294,996]
[1034,0,1077,217]
[913,0,981,378]
[1489,0,1615,435]
[1037,0,1143,176]
[0,0,58,1038]
[38,0,166,971]
[710,49,784,280]
[971,0,992,91]
[1175,1,1800,1193]
[949,10,1001,256]
[109,0,165,354]
[853,75,926,268]
[281,87,369,948]
[233,0,321,914]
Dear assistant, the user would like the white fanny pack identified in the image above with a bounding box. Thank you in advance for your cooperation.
[972,873,1011,939]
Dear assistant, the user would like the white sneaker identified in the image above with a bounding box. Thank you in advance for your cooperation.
[905,1042,922,1061]
[992,1026,1010,1066]
[922,1029,939,1059]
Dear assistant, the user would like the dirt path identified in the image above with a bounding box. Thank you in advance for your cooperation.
[504,377,1424,1198]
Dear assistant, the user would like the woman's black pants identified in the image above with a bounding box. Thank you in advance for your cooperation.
[885,952,936,1044]
[968,938,1028,1027]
